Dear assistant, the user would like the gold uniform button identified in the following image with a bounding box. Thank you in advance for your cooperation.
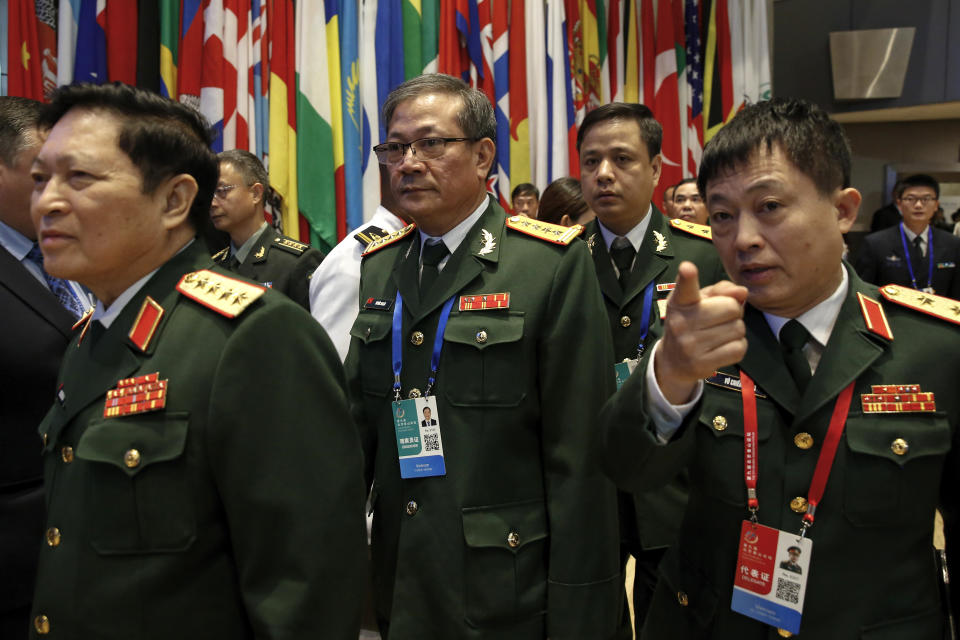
[124,449,141,468]
[405,500,419,516]
[410,331,424,346]
[45,527,61,547]
[620,315,632,328]
[891,438,909,456]
[794,432,814,450]
[42,433,49,447]
[790,497,808,513]
[34,615,50,635]
[507,531,520,548]
[476,330,488,344]
[676,591,689,606]
[777,629,793,638]
[61,446,75,463]
[712,416,728,431]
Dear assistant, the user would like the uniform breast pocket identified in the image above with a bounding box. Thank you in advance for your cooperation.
[349,311,393,397]
[76,412,195,554]
[462,499,548,627]
[843,412,951,527]
[694,391,774,507]
[442,312,526,407]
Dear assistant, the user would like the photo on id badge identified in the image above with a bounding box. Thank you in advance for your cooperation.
[393,396,446,479]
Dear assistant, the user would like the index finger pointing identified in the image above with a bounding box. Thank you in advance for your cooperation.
[669,261,702,307]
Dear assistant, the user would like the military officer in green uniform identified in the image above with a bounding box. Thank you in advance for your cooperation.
[577,101,725,638]
[28,83,367,639]
[601,97,960,639]
[210,149,324,309]
[345,74,622,639]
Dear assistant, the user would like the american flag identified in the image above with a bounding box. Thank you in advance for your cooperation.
[685,0,704,176]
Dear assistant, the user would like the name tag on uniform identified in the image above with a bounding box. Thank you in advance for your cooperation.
[392,396,446,478]
[614,359,638,390]
[731,521,812,635]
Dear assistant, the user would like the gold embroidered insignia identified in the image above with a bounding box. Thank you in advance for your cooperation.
[211,247,229,262]
[879,284,960,326]
[362,224,418,256]
[669,218,712,240]
[478,229,497,255]
[177,270,265,318]
[254,245,266,259]
[587,233,597,255]
[274,237,308,254]
[505,215,583,245]
[653,230,668,253]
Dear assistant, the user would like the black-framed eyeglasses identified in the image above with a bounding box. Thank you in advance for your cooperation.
[900,195,936,206]
[373,137,475,165]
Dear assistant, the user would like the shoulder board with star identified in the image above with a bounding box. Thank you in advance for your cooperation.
[505,215,583,245]
[669,218,712,240]
[176,269,266,318]
[273,235,309,256]
[211,247,229,262]
[878,284,960,326]
[362,223,418,256]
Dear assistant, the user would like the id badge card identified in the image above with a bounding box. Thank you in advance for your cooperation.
[614,359,638,390]
[392,396,446,479]
[731,521,812,634]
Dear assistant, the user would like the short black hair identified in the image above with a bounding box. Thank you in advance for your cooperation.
[219,149,269,191]
[576,102,662,159]
[0,96,41,166]
[511,183,539,201]
[382,74,496,143]
[39,82,218,231]
[697,97,850,198]
[898,174,939,199]
[538,177,587,225]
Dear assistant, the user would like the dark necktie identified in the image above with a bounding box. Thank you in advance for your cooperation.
[780,319,812,394]
[910,235,925,288]
[420,240,450,294]
[610,236,636,290]
[26,244,85,319]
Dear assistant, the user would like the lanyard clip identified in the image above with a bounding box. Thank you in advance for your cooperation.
[799,506,815,539]
[393,377,402,402]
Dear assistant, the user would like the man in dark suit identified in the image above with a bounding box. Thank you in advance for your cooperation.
[420,406,437,427]
[855,174,960,299]
[28,82,366,639]
[577,102,725,638]
[346,73,620,639]
[602,97,960,639]
[0,96,91,640]
[210,149,324,309]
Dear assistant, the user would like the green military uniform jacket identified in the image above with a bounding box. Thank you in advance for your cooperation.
[601,266,960,639]
[346,201,622,639]
[31,241,368,640]
[213,224,324,309]
[584,208,725,551]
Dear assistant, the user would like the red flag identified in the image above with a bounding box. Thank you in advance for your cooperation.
[8,0,44,99]
[641,0,655,105]
[653,0,682,208]
[438,1,467,78]
[106,1,138,84]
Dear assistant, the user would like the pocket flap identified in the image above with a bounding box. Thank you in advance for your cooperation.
[846,413,950,467]
[462,500,547,552]
[697,390,774,442]
[444,312,524,350]
[77,413,189,476]
[349,311,393,344]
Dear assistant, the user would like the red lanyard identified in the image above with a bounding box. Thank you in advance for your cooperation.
[740,370,856,535]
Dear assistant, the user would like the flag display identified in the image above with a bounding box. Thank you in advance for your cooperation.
[6,0,769,243]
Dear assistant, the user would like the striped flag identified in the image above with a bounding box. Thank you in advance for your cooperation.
[360,0,381,223]
[546,0,569,183]
[268,0,299,240]
[73,0,107,84]
[421,0,439,72]
[526,0,547,189]
[743,0,771,104]
[653,0,682,207]
[251,0,268,159]
[641,0,654,104]
[671,0,689,177]
[564,0,585,128]
[221,0,240,150]
[340,0,364,232]
[624,0,639,102]
[200,0,225,152]
[36,0,58,96]
[580,0,602,110]
[57,0,81,86]
[402,0,420,78]
[508,0,531,195]
[684,0,704,175]
[8,0,44,99]
[437,0,467,78]
[297,0,339,249]
[703,0,732,143]
[178,0,204,109]
[492,0,511,206]
[606,0,622,102]
[374,0,405,142]
[159,0,178,98]
[726,0,746,120]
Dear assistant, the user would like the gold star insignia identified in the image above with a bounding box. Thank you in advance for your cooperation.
[219,288,234,300]
[917,295,934,306]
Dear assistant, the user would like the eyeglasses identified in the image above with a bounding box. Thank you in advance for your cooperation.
[373,137,475,165]
[213,184,239,200]
[900,195,937,205]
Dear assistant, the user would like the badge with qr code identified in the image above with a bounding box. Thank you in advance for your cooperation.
[731,521,812,634]
[392,396,446,479]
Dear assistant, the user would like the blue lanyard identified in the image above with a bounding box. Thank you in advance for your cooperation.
[898,223,934,290]
[391,292,457,401]
[635,281,656,359]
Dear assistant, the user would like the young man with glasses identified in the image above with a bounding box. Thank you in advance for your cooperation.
[855,173,960,299]
[210,149,324,309]
[346,74,621,639]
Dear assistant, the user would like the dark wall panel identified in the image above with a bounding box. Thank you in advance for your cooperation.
[948,0,960,100]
